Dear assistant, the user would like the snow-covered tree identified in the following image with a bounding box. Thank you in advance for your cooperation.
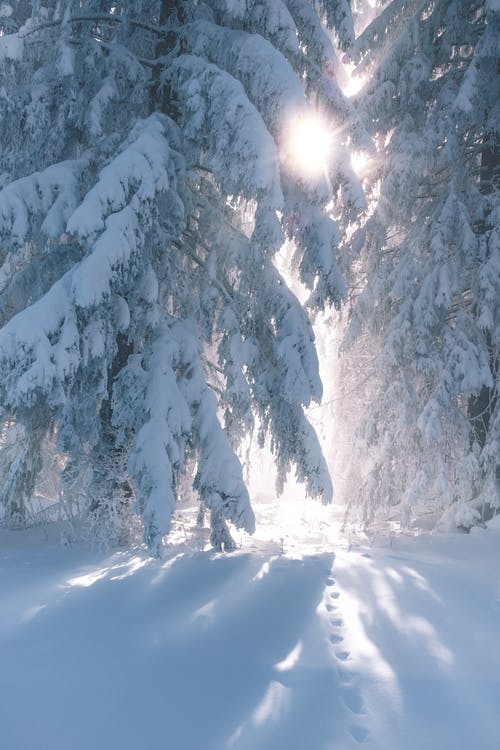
[0,1,365,552]
[341,0,500,529]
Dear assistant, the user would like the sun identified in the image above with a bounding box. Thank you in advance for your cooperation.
[285,113,332,178]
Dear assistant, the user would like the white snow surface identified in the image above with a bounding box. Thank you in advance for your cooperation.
[1,502,499,750]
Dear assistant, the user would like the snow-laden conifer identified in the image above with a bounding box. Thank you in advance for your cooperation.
[341,0,500,529]
[0,1,364,550]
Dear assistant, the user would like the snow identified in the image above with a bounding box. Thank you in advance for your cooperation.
[1,504,499,750]
[0,33,23,61]
[0,160,82,246]
[66,114,172,242]
[168,53,283,207]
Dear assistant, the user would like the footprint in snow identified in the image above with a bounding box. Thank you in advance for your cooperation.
[337,667,352,685]
[329,633,344,644]
[329,591,340,599]
[349,724,370,743]
[326,577,336,586]
[330,617,343,627]
[341,686,366,715]
[336,650,350,661]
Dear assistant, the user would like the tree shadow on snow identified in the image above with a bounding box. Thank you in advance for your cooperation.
[0,547,354,750]
[332,550,500,750]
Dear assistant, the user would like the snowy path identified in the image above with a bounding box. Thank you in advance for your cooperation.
[1,512,499,750]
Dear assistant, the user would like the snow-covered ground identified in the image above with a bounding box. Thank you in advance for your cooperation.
[1,502,499,750]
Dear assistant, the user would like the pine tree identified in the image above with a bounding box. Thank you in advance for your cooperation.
[0,1,365,552]
[340,0,500,529]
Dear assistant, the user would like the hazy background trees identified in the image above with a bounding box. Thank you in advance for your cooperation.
[338,0,500,530]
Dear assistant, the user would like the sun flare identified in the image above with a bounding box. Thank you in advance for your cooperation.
[341,63,367,98]
[351,151,371,176]
[285,114,332,178]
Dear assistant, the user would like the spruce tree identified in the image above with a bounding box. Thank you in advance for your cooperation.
[341,0,500,529]
[0,1,365,552]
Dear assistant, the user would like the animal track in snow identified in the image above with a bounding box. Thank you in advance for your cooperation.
[337,667,353,685]
[340,685,365,715]
[336,650,350,661]
[329,633,344,644]
[349,724,370,743]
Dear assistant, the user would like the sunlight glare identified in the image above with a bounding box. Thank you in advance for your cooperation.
[253,556,278,581]
[110,554,149,581]
[351,151,371,176]
[252,681,290,726]
[342,63,366,98]
[274,640,303,672]
[285,113,332,178]
[21,604,47,623]
[67,567,109,588]
[191,599,217,627]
